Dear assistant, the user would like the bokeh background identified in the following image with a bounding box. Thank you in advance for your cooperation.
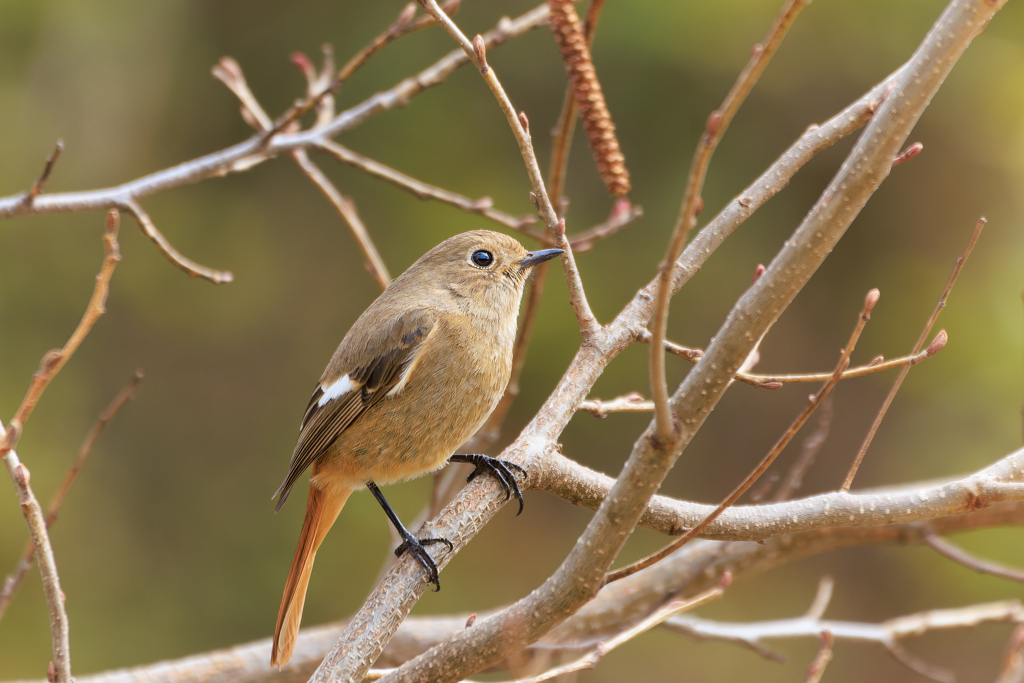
[1,0,1023,680]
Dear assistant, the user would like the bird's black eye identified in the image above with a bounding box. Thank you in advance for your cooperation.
[470,250,494,268]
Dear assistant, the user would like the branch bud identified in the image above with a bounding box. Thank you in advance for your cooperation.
[925,329,947,357]
[518,111,529,134]
[868,355,884,367]
[892,141,923,166]
[13,462,30,489]
[472,34,488,74]
[706,110,723,137]
[863,288,880,317]
[752,263,766,284]
[394,3,417,29]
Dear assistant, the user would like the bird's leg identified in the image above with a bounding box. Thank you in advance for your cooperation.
[367,481,452,592]
[449,454,526,515]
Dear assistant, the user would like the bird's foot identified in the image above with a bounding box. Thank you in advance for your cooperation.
[450,454,527,515]
[395,532,453,592]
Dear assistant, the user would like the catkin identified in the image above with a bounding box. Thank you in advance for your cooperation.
[547,0,630,196]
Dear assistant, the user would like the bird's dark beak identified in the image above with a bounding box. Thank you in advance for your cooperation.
[517,248,563,269]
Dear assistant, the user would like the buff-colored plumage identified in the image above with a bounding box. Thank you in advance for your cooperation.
[270,230,560,668]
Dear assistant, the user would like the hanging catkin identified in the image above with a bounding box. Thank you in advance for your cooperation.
[548,0,630,196]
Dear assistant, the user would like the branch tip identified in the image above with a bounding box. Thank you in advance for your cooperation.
[925,329,947,358]
[864,287,880,314]
[893,141,924,166]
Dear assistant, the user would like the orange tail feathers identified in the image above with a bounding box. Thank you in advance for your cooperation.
[271,478,350,669]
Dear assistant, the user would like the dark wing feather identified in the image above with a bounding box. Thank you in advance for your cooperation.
[273,310,435,511]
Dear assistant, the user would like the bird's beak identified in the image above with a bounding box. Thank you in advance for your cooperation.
[517,248,563,269]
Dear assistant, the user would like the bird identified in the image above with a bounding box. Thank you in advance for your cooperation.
[269,229,563,668]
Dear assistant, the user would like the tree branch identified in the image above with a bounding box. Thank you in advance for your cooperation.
[0,370,142,622]
[44,501,1024,683]
[649,0,809,444]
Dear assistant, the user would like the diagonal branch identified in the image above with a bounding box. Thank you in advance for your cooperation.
[46,501,1024,683]
[606,289,879,584]
[305,5,999,677]
[649,0,810,444]
[842,216,985,490]
[0,370,142,622]
[315,141,538,235]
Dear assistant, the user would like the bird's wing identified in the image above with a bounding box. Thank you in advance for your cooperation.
[273,308,436,510]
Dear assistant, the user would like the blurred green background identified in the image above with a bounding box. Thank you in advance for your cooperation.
[1,0,1023,680]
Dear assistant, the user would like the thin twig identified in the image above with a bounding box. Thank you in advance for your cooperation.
[569,197,643,252]
[0,214,122,681]
[578,393,651,418]
[214,55,393,291]
[292,150,392,290]
[22,140,64,207]
[772,395,832,501]
[607,289,878,584]
[1,424,72,683]
[649,0,810,443]
[923,531,1024,585]
[496,579,727,683]
[842,216,985,491]
[646,331,941,390]
[997,624,1024,683]
[0,211,123,458]
[804,631,834,683]
[460,0,609,455]
[316,140,538,234]
[665,599,1024,683]
[121,199,233,284]
[421,0,600,341]
[0,370,143,621]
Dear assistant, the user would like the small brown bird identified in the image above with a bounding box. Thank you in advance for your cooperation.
[270,230,562,667]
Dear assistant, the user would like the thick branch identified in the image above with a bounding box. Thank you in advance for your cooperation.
[540,446,1024,539]
[46,501,1024,683]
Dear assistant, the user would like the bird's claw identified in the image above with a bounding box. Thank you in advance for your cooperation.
[395,533,452,591]
[450,453,527,516]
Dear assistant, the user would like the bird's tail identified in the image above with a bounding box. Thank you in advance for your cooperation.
[271,474,350,669]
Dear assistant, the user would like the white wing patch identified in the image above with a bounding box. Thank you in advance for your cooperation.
[386,369,412,397]
[318,374,356,407]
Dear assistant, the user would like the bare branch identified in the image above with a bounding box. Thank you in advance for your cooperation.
[420,0,600,341]
[49,502,1024,683]
[998,625,1024,683]
[568,197,642,253]
[653,331,943,388]
[316,141,538,235]
[923,531,1024,585]
[665,600,1024,683]
[0,370,142,621]
[22,140,64,207]
[0,211,122,457]
[121,199,233,284]
[0,5,551,216]
[842,216,985,490]
[306,4,1004,678]
[607,289,877,583]
[773,395,832,501]
[804,631,833,683]
[578,393,651,418]
[649,0,809,444]
[291,151,391,290]
[540,445,1024,540]
[1,429,72,683]
[497,582,726,683]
